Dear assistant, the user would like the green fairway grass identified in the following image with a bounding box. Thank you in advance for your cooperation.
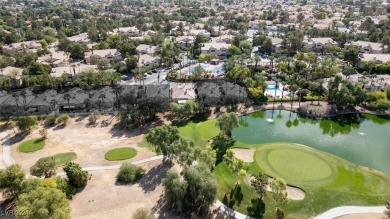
[18,138,45,153]
[38,152,77,167]
[175,119,219,147]
[51,152,77,166]
[105,147,137,161]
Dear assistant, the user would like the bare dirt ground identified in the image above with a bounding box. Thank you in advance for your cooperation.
[335,213,384,219]
[9,115,156,172]
[70,160,231,219]
[232,148,255,163]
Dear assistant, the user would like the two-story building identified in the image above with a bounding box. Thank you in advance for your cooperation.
[303,37,338,51]
[176,36,195,48]
[85,49,123,64]
[347,41,384,54]
[2,40,42,53]
[136,44,158,56]
[201,43,231,59]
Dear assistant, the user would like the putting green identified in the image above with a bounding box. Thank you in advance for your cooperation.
[255,143,335,183]
[267,148,332,182]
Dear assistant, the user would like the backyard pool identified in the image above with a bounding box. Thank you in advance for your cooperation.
[181,63,224,75]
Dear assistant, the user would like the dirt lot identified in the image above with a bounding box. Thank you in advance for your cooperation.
[70,160,230,219]
[9,115,156,172]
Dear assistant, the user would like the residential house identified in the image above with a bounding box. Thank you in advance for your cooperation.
[67,32,92,44]
[201,43,231,59]
[270,37,283,53]
[37,48,69,67]
[2,40,42,53]
[303,37,338,51]
[136,44,158,56]
[0,66,23,87]
[50,64,97,81]
[216,35,234,44]
[176,36,195,48]
[110,27,141,37]
[210,26,225,37]
[137,54,160,73]
[358,54,390,68]
[188,29,211,38]
[58,87,90,112]
[347,41,384,54]
[85,49,123,64]
[171,83,196,103]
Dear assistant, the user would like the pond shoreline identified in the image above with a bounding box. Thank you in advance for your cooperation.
[235,101,389,118]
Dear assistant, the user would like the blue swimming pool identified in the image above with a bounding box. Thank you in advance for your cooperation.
[181,64,224,74]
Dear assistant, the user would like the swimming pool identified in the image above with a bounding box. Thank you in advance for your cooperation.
[264,84,289,98]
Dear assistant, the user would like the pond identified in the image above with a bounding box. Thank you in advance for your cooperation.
[232,110,390,175]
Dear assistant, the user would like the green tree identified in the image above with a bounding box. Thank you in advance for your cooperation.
[145,125,180,155]
[116,163,145,184]
[0,164,26,198]
[216,112,239,136]
[162,170,187,212]
[239,40,253,57]
[212,133,234,163]
[30,157,56,178]
[228,45,241,56]
[55,114,69,125]
[168,137,196,167]
[23,62,52,75]
[387,86,390,100]
[63,162,89,188]
[223,149,246,185]
[160,39,179,67]
[251,172,269,200]
[343,46,360,67]
[171,100,198,121]
[15,186,70,219]
[270,178,288,219]
[16,116,37,132]
[183,164,217,215]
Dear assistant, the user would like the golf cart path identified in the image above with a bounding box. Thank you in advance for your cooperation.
[313,206,386,219]
[1,133,13,168]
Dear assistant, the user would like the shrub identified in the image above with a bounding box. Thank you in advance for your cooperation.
[88,113,99,124]
[116,163,145,184]
[56,114,69,125]
[55,177,77,199]
[132,208,155,219]
[16,116,37,132]
[45,115,57,126]
[63,162,89,188]
[39,128,48,139]
[30,157,56,178]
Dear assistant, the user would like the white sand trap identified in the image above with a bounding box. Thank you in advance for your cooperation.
[232,148,255,163]
[286,186,305,200]
[335,213,383,219]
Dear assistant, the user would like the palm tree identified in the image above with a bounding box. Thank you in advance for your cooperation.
[63,93,72,112]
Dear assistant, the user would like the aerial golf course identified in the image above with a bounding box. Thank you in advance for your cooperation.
[174,112,390,218]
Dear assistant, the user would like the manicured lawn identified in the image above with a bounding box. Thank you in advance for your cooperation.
[261,145,333,182]
[38,152,77,167]
[51,152,77,166]
[215,142,390,218]
[105,147,137,161]
[18,138,45,153]
[175,119,219,147]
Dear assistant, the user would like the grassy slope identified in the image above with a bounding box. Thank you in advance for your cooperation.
[105,147,137,161]
[38,152,77,167]
[176,119,219,147]
[18,138,45,153]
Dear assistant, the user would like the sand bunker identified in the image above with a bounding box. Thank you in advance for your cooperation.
[232,148,255,163]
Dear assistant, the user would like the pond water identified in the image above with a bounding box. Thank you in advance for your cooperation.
[232,110,390,175]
